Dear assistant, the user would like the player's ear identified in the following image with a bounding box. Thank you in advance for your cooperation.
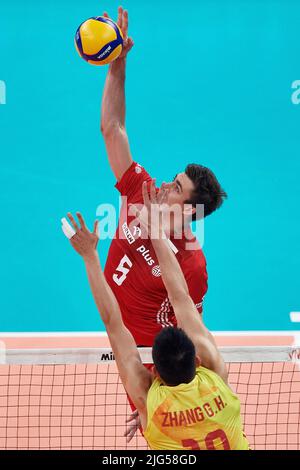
[195,355,201,367]
[183,203,196,218]
[152,365,159,378]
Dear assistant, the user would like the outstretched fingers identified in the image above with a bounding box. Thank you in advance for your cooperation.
[124,424,138,443]
[150,179,157,203]
[76,212,87,231]
[124,409,140,442]
[67,212,79,232]
[123,9,128,37]
[125,409,139,423]
[157,184,169,205]
[126,37,134,51]
[142,181,151,207]
[129,203,140,219]
[117,6,123,30]
[93,220,99,236]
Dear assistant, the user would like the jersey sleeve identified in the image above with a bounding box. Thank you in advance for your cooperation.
[115,161,153,203]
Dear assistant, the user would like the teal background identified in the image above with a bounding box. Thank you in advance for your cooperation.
[0,0,299,332]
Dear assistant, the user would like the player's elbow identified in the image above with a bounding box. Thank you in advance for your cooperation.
[170,290,188,302]
[169,291,191,312]
[100,120,124,137]
[104,314,119,334]
[222,365,229,383]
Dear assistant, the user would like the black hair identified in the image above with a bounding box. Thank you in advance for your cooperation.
[185,164,227,219]
[152,327,196,386]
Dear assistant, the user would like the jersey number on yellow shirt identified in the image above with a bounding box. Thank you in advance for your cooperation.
[182,429,230,450]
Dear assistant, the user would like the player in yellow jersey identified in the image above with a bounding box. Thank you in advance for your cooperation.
[65,181,249,450]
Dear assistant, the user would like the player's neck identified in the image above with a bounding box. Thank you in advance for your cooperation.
[165,216,191,239]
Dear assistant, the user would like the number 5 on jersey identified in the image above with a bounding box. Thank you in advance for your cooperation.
[113,255,133,286]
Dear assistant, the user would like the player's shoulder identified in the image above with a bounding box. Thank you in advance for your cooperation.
[130,162,152,179]
[118,161,151,186]
[174,227,204,256]
[179,241,206,269]
[196,366,224,386]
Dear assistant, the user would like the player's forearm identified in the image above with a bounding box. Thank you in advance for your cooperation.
[101,58,126,131]
[83,251,143,383]
[152,236,210,336]
[151,235,189,303]
[83,252,122,329]
[83,251,140,372]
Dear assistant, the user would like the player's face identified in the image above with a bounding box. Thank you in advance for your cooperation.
[165,172,195,208]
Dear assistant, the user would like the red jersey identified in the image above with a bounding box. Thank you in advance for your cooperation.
[104,162,208,346]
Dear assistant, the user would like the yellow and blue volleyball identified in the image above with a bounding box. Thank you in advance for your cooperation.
[75,17,123,65]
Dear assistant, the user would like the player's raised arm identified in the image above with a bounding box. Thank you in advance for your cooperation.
[100,7,134,181]
[134,182,228,383]
[65,212,152,411]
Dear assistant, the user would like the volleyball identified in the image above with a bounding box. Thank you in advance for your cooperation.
[75,16,123,65]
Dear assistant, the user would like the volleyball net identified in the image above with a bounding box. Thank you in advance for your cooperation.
[0,346,299,450]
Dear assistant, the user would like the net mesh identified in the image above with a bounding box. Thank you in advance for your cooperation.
[0,347,299,450]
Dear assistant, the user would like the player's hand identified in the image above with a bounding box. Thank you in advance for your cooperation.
[124,410,141,443]
[131,180,169,238]
[103,6,134,59]
[143,179,169,215]
[66,212,99,259]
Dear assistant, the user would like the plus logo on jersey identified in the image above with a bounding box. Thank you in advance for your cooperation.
[136,245,155,266]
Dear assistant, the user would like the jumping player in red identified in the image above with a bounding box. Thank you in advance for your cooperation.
[100,7,227,347]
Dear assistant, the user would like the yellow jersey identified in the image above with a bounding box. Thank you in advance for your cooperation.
[144,366,249,450]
